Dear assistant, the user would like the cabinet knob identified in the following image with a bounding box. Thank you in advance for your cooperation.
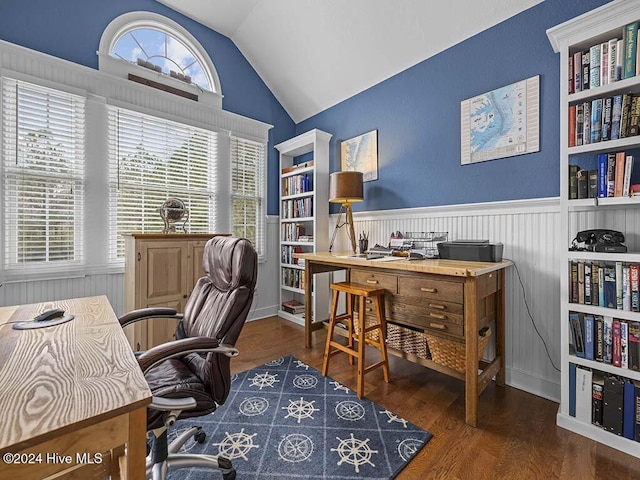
[137,252,141,261]
[183,294,188,298]
[429,312,446,320]
[421,287,437,293]
[366,279,379,285]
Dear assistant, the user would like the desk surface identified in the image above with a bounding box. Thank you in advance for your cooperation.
[0,295,152,454]
[296,251,512,277]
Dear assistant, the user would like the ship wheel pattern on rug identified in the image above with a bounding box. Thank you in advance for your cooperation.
[169,355,431,480]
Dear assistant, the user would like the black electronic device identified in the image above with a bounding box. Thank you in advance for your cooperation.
[33,308,65,322]
[570,229,627,253]
[437,241,504,262]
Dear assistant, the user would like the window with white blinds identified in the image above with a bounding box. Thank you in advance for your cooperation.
[231,136,265,257]
[108,107,218,260]
[2,78,85,268]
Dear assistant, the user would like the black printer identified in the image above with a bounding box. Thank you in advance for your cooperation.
[437,240,504,262]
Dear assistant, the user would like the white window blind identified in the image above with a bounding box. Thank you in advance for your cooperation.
[2,78,85,268]
[231,136,265,257]
[108,107,218,260]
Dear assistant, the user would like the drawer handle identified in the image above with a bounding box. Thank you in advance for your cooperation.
[429,303,446,310]
[421,287,437,293]
[429,312,446,320]
[366,279,379,285]
[429,323,447,330]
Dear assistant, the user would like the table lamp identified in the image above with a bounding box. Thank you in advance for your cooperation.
[329,171,364,253]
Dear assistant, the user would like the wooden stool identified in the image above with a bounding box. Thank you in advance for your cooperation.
[321,281,390,398]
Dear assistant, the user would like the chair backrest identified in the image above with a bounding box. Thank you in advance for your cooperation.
[178,236,257,405]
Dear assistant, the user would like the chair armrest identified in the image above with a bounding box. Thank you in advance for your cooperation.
[118,307,182,328]
[137,336,239,373]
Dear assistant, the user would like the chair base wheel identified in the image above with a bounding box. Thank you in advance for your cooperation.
[223,470,236,480]
[194,428,206,444]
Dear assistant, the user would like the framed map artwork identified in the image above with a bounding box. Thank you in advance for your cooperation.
[341,130,378,181]
[460,75,539,165]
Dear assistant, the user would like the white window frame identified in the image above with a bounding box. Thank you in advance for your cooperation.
[230,135,267,259]
[97,11,222,108]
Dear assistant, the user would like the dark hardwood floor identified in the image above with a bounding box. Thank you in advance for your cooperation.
[233,316,640,480]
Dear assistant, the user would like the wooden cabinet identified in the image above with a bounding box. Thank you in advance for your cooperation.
[123,233,226,351]
[548,2,640,458]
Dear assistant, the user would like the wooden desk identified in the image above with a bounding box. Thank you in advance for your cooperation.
[296,252,512,427]
[0,295,152,479]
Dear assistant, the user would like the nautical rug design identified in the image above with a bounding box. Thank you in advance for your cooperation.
[168,355,432,479]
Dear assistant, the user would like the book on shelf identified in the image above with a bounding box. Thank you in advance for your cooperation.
[584,315,595,361]
[597,155,607,198]
[623,156,634,197]
[623,265,632,312]
[621,321,629,369]
[629,322,640,371]
[631,264,640,312]
[604,317,613,365]
[595,316,605,363]
[602,97,613,142]
[623,380,635,439]
[623,21,638,79]
[592,371,605,426]
[613,319,622,368]
[569,362,577,417]
[576,366,593,423]
[608,38,619,84]
[616,261,624,310]
[583,101,591,145]
[590,44,601,89]
[603,375,624,436]
[590,98,603,143]
[569,105,576,147]
[611,94,623,140]
[576,103,584,146]
[600,41,609,87]
[582,49,590,91]
[614,151,626,197]
[616,39,625,81]
[281,299,305,314]
[570,312,585,358]
[635,381,640,442]
[576,169,589,199]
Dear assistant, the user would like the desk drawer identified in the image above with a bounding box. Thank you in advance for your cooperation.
[351,269,398,293]
[398,275,463,304]
[391,304,464,338]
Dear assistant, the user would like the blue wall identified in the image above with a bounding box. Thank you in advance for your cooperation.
[297,0,610,213]
[0,0,295,215]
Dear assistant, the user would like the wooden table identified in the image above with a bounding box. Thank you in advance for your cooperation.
[295,252,512,426]
[0,295,152,479]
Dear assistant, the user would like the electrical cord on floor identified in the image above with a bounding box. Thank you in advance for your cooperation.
[511,259,561,373]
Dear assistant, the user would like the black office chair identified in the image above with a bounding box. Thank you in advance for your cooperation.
[119,236,258,480]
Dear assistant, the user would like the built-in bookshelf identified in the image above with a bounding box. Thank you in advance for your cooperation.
[548,2,640,458]
[275,129,332,327]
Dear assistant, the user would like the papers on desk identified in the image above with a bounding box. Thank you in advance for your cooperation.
[371,256,404,262]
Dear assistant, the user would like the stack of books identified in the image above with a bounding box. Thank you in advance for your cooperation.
[281,299,305,315]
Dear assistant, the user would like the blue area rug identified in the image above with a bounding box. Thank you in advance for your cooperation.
[168,355,432,479]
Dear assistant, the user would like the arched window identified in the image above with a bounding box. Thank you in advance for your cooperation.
[98,12,222,107]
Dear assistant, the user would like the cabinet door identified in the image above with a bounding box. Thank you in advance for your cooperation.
[139,241,188,348]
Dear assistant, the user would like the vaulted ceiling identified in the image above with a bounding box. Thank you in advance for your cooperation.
[156,0,544,123]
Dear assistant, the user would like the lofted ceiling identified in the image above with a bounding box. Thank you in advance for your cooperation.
[156,0,544,123]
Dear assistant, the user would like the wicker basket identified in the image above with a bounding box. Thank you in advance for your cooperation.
[386,323,431,360]
[424,326,492,374]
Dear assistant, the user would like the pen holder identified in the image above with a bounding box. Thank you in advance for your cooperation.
[358,238,368,254]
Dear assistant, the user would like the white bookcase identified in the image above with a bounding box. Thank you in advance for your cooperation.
[548,2,640,458]
[275,129,332,326]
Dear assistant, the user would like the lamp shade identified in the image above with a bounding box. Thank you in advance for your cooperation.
[329,171,364,203]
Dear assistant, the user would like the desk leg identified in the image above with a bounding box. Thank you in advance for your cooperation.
[496,269,506,387]
[304,262,313,349]
[464,277,479,427]
[120,407,147,480]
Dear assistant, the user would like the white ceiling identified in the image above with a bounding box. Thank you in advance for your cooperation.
[157,0,544,123]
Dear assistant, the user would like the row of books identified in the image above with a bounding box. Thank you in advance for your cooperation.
[568,21,639,95]
[568,94,640,147]
[281,266,305,290]
[569,152,635,199]
[570,312,640,369]
[282,198,313,219]
[281,245,303,265]
[569,261,639,311]
[282,173,313,197]
[281,223,309,243]
[570,364,639,441]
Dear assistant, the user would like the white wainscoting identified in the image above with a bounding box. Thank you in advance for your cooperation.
[0,199,563,402]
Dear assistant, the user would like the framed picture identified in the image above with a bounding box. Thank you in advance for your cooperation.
[460,75,539,165]
[341,130,378,182]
